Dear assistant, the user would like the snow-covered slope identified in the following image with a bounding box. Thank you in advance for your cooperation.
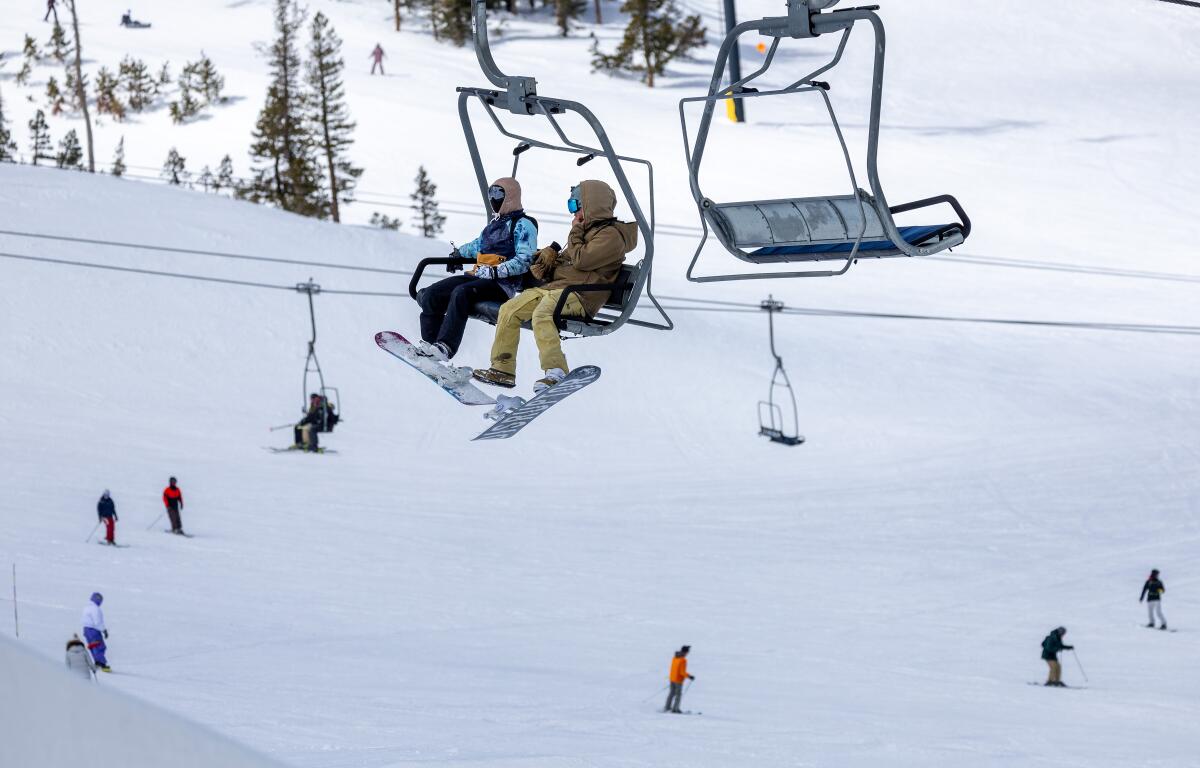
[0,634,283,768]
[2,0,1199,766]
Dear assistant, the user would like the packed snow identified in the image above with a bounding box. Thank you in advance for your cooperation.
[1,0,1199,766]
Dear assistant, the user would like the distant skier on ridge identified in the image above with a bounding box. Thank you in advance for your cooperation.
[1140,569,1167,630]
[663,645,695,713]
[1040,626,1073,687]
[97,489,118,545]
[162,476,186,535]
[82,592,111,673]
[370,43,386,75]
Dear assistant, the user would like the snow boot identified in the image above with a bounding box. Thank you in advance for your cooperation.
[415,340,451,362]
[1147,622,1155,628]
[1160,624,1168,631]
[472,368,516,388]
[98,664,112,673]
[533,367,566,394]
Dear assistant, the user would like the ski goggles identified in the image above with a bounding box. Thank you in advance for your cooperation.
[567,186,581,214]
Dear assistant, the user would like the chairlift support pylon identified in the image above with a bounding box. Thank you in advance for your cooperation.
[679,0,972,283]
[296,279,339,431]
[407,0,672,338]
[758,296,804,446]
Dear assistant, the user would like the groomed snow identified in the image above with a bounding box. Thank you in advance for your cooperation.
[2,0,1199,766]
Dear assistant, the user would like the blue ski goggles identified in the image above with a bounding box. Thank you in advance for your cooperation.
[567,186,581,214]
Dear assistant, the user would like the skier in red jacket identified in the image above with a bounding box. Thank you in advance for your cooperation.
[162,476,185,535]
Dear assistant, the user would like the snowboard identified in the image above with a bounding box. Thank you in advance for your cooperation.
[473,366,600,441]
[375,331,495,406]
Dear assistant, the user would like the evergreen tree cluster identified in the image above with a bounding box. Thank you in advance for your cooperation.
[591,0,704,87]
[244,0,362,222]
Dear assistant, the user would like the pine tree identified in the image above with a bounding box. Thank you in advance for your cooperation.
[555,0,587,37]
[64,0,95,171]
[28,110,53,166]
[591,0,704,87]
[216,154,235,192]
[47,22,71,63]
[119,57,156,112]
[17,35,40,86]
[411,165,446,237]
[307,12,362,223]
[0,87,17,162]
[158,61,172,87]
[46,76,66,115]
[94,67,126,120]
[56,128,83,169]
[434,0,473,46]
[593,0,603,24]
[169,78,201,124]
[197,165,215,192]
[111,136,127,176]
[246,0,324,216]
[194,53,225,104]
[162,147,188,186]
[370,211,403,230]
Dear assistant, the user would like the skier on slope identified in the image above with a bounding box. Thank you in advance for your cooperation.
[1140,569,1167,630]
[1040,626,1073,687]
[96,490,118,545]
[369,43,386,75]
[44,0,58,23]
[663,645,695,713]
[65,634,95,680]
[81,593,111,672]
[414,177,537,366]
[472,180,631,392]
[162,476,186,535]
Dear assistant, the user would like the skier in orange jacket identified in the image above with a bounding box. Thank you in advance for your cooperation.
[663,645,694,713]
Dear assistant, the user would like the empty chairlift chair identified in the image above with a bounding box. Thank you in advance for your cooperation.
[679,0,972,282]
[407,0,672,338]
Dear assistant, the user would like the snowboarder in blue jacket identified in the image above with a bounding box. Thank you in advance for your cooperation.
[415,177,537,361]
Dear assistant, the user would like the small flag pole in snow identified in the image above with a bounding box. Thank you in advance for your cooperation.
[85,521,101,543]
[12,563,18,637]
[641,683,668,703]
[1071,649,1089,683]
[146,511,165,531]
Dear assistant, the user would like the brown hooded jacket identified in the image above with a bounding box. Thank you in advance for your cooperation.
[530,179,635,317]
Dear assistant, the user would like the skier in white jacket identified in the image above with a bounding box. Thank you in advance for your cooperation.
[65,635,95,680]
[81,592,111,672]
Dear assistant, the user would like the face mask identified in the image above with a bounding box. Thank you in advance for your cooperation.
[488,184,506,213]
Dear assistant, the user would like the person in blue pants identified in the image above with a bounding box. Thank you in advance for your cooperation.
[81,592,111,672]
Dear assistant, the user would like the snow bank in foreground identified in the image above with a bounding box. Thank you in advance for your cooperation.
[0,634,285,768]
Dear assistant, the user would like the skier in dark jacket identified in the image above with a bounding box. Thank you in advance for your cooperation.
[1140,569,1166,629]
[415,177,537,364]
[293,393,334,452]
[1040,627,1073,687]
[97,490,118,545]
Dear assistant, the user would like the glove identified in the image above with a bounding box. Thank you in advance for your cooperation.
[550,241,562,252]
[688,675,695,680]
[103,630,109,639]
[447,248,463,273]
[1063,645,1073,650]
[473,264,496,280]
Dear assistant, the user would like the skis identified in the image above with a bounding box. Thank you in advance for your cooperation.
[1027,682,1086,689]
[375,331,494,406]
[96,541,129,548]
[1142,625,1178,633]
[474,366,601,441]
[164,530,195,538]
[264,446,337,455]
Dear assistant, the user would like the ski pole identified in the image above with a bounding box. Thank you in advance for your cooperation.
[11,563,17,637]
[641,683,668,703]
[146,511,164,531]
[85,521,101,543]
[1071,649,1089,683]
[269,423,295,432]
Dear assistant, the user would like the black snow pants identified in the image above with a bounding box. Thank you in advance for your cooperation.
[416,275,508,358]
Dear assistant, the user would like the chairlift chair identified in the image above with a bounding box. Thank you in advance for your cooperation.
[407,0,672,337]
[296,280,340,432]
[679,0,972,282]
[757,297,804,446]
